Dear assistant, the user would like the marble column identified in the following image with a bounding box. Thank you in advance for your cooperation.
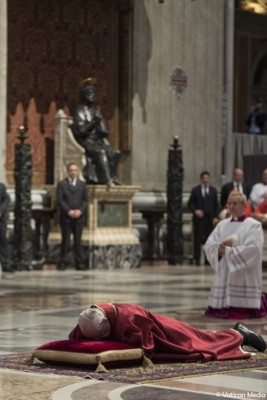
[224,0,235,181]
[0,0,7,183]
[132,0,225,191]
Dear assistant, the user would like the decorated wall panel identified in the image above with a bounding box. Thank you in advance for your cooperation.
[7,0,132,186]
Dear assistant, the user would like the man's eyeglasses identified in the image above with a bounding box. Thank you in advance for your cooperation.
[227,202,243,206]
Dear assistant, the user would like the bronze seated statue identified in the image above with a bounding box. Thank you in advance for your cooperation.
[71,78,121,185]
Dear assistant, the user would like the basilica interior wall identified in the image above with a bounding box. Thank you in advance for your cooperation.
[6,0,124,187]
[3,0,225,193]
[0,0,7,183]
[234,10,267,135]
[131,0,225,192]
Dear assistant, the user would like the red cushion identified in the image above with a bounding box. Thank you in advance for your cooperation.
[33,340,144,370]
[37,340,136,353]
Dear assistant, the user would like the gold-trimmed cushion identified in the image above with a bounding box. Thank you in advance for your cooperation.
[32,340,146,372]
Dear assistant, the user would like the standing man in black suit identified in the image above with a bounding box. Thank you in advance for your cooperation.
[0,182,13,273]
[57,163,88,270]
[188,171,219,266]
[220,168,250,209]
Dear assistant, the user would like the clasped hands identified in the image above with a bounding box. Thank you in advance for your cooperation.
[68,209,82,219]
[218,239,234,257]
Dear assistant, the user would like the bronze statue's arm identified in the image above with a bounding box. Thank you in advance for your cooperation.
[72,108,108,139]
[75,115,99,136]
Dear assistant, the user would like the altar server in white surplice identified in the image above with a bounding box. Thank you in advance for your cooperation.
[204,191,267,319]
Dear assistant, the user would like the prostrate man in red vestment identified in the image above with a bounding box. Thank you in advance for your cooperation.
[69,303,266,362]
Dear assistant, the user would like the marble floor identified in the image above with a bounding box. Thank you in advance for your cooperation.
[0,262,266,400]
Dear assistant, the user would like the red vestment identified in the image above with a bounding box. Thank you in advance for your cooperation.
[69,303,250,362]
[255,200,267,215]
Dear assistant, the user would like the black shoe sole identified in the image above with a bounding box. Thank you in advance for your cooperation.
[234,322,267,352]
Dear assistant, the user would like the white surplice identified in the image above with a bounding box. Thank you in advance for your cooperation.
[204,217,264,309]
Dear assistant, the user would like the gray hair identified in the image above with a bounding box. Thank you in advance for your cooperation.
[78,308,110,340]
[227,191,247,204]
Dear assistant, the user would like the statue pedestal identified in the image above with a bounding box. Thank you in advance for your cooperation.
[47,185,142,269]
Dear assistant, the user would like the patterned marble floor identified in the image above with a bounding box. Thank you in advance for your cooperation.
[0,263,266,400]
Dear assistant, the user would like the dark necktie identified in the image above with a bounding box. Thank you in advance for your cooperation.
[203,188,209,212]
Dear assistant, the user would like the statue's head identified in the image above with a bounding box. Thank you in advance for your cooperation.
[79,77,97,105]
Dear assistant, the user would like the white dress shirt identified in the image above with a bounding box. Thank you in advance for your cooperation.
[68,178,77,186]
[233,181,243,194]
[201,185,209,197]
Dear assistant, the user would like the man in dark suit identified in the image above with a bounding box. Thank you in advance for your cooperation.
[220,168,250,209]
[57,163,88,270]
[0,182,13,273]
[188,171,219,266]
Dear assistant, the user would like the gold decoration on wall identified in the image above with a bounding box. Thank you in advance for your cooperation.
[240,0,267,14]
